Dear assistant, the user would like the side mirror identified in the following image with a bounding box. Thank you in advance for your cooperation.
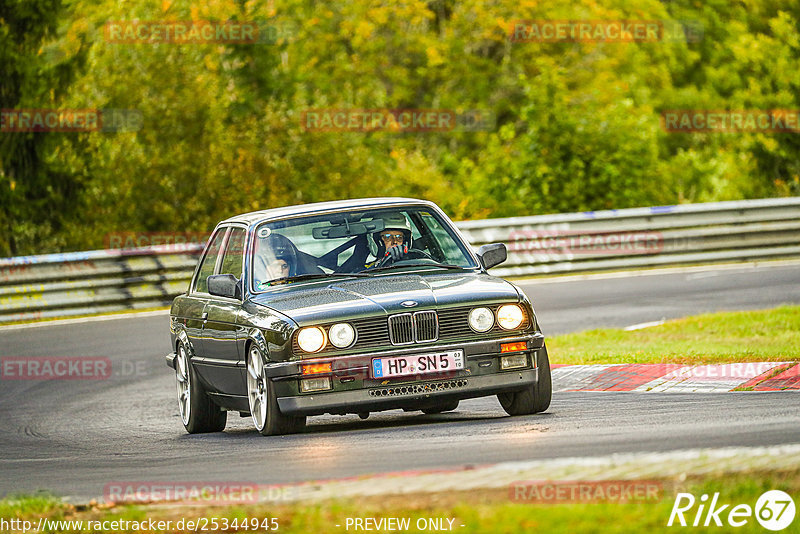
[476,243,507,270]
[207,274,240,299]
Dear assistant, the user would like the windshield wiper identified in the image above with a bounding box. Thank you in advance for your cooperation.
[267,272,372,285]
[424,263,473,270]
[358,263,473,274]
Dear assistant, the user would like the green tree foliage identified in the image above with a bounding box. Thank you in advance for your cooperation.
[0,0,87,255]
[1,0,798,255]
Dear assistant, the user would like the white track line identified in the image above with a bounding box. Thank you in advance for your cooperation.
[623,319,666,331]
[0,309,170,331]
[515,258,800,285]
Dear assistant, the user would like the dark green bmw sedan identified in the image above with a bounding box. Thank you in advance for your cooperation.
[166,198,551,435]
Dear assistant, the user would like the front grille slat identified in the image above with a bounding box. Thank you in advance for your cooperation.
[388,310,438,345]
[414,310,438,342]
[388,313,415,345]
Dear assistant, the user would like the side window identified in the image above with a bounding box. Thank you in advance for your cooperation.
[420,213,464,264]
[194,229,226,294]
[219,227,246,279]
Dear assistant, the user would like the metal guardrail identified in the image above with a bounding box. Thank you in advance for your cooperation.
[0,248,202,324]
[1,197,799,324]
[457,197,800,277]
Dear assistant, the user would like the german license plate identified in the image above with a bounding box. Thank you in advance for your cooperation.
[371,350,465,379]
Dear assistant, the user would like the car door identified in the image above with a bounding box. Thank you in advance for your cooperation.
[200,226,247,395]
[181,228,227,368]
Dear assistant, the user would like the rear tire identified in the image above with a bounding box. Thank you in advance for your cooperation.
[247,345,306,436]
[175,342,227,433]
[421,400,459,414]
[498,344,552,416]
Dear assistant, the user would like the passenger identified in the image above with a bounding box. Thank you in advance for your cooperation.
[265,257,290,280]
[254,233,298,288]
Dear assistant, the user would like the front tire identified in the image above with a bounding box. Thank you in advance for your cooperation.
[176,342,227,433]
[498,344,552,416]
[247,345,306,436]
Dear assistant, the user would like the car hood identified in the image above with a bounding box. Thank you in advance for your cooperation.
[249,271,520,325]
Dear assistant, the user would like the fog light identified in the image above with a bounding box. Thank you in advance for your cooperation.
[500,354,527,370]
[300,376,331,392]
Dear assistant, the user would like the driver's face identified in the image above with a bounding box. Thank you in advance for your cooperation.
[266,259,289,279]
[380,231,404,249]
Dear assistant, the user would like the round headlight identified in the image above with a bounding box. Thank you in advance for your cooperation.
[297,326,326,353]
[328,323,355,348]
[468,307,494,333]
[497,304,524,330]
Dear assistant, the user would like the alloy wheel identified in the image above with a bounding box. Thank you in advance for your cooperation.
[176,345,191,425]
[247,347,268,430]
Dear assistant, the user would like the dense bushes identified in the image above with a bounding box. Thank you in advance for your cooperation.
[1,0,798,255]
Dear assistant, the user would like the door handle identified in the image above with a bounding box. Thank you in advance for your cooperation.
[201,312,208,322]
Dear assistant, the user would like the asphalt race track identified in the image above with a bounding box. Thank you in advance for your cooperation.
[1,262,799,501]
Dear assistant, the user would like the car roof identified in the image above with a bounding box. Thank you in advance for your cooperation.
[219,197,437,226]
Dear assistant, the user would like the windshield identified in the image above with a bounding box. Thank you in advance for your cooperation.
[251,206,478,290]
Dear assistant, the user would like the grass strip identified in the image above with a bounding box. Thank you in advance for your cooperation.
[547,305,800,365]
[1,469,798,533]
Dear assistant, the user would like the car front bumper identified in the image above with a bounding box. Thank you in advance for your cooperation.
[277,367,538,416]
[273,332,544,416]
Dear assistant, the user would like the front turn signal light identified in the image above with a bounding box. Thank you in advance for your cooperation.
[302,362,332,375]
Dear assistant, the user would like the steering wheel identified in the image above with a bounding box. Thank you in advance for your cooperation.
[374,248,433,268]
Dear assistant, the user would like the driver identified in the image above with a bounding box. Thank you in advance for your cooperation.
[367,213,413,266]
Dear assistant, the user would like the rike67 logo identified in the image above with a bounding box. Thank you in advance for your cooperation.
[668,490,795,530]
